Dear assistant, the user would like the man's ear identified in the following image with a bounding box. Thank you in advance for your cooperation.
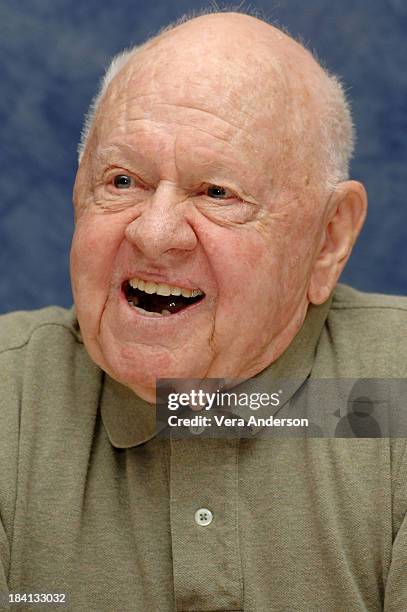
[308,180,367,305]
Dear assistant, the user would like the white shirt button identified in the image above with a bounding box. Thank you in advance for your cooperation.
[194,508,213,526]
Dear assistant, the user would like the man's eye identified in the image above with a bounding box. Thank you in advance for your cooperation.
[206,185,234,199]
[113,174,134,189]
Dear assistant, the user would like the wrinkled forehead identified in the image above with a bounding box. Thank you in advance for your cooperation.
[97,30,300,147]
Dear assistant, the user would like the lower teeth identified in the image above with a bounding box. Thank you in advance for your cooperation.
[128,301,173,317]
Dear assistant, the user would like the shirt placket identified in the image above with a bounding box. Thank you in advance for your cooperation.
[169,437,243,611]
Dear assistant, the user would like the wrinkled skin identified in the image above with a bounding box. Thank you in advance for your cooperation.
[71,13,367,401]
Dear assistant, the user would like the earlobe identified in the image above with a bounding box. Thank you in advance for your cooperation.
[308,181,368,305]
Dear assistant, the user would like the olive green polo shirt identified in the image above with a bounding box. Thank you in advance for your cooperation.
[1,283,407,611]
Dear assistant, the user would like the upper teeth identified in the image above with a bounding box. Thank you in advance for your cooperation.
[128,277,203,298]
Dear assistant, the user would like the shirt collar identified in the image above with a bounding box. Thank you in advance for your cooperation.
[100,375,161,448]
[228,293,333,433]
[101,292,333,448]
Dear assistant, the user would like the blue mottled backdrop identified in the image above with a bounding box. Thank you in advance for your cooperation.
[1,0,406,314]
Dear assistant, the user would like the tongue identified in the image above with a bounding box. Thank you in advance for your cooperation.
[133,292,190,314]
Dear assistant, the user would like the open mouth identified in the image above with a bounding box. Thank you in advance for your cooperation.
[123,277,205,317]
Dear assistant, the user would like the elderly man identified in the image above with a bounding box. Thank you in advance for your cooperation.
[1,10,406,612]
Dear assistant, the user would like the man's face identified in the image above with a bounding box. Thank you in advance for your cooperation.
[71,25,326,401]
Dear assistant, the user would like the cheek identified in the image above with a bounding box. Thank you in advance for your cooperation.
[206,230,271,306]
[208,224,311,316]
[70,215,125,297]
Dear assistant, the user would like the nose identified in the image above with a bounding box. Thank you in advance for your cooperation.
[124,183,198,261]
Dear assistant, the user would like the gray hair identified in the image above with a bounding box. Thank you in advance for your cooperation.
[77,48,135,162]
[77,9,355,191]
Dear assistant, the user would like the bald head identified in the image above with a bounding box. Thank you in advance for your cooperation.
[78,11,354,195]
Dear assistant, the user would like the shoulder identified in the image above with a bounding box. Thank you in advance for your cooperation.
[0,305,82,354]
[331,283,407,315]
[329,283,407,339]
[0,307,99,539]
[318,284,407,377]
[0,305,94,396]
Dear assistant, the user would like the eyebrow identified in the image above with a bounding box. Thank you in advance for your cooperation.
[96,141,235,177]
[96,144,148,165]
[94,144,157,180]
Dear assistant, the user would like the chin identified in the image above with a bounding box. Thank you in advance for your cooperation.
[100,343,211,398]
